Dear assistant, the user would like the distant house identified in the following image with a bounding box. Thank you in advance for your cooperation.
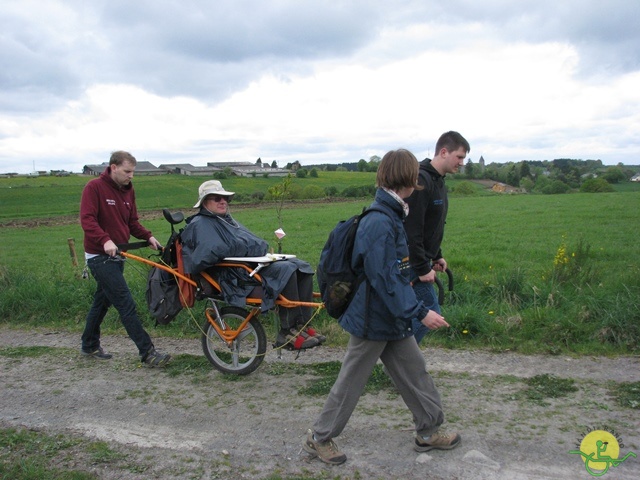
[132,161,164,175]
[491,182,519,193]
[81,160,291,178]
[631,173,640,182]
[159,164,222,176]
[231,166,291,177]
[83,163,107,176]
[208,161,254,168]
[207,161,291,177]
[83,161,164,176]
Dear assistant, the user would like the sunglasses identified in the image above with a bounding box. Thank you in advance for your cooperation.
[206,194,231,203]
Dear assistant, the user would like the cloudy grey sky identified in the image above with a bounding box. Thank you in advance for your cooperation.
[1,0,639,173]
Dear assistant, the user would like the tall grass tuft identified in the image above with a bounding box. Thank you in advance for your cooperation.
[584,284,640,350]
[0,265,92,327]
[494,267,531,308]
[552,236,594,286]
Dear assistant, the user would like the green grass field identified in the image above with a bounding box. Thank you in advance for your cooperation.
[1,173,638,355]
[0,171,378,220]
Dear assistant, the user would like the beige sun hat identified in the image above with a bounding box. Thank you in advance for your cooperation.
[193,180,235,208]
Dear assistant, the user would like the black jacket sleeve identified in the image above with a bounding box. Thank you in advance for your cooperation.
[404,163,447,276]
[405,176,432,276]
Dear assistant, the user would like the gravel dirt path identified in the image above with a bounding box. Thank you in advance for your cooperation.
[1,327,638,479]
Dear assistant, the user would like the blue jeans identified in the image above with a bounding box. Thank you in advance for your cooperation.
[411,275,441,344]
[82,255,154,358]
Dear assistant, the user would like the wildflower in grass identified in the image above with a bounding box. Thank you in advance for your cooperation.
[552,235,592,285]
[462,329,469,335]
[553,240,570,267]
[489,311,494,315]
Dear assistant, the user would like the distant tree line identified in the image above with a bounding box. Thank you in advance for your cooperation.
[297,155,382,173]
[458,158,637,193]
[231,183,377,203]
[249,156,638,197]
[301,156,638,194]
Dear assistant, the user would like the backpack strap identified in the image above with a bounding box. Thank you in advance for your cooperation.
[175,240,196,308]
[356,205,397,339]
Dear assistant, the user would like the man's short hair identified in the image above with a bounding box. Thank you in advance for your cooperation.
[435,131,470,155]
[109,151,137,166]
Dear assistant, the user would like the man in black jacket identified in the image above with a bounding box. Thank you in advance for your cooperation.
[404,131,470,344]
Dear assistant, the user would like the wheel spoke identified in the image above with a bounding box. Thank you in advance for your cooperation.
[231,341,240,368]
[201,306,266,375]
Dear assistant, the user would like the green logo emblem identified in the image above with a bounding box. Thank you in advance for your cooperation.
[569,427,636,477]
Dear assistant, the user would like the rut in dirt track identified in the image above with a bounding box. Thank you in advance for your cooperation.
[1,328,639,480]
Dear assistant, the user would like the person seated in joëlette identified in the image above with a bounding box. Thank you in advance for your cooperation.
[180,180,325,350]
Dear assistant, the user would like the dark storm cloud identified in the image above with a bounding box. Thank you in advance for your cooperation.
[0,0,638,172]
[0,10,82,112]
[422,0,640,75]
[1,0,637,115]
[43,1,379,101]
[0,1,380,112]
[114,1,379,98]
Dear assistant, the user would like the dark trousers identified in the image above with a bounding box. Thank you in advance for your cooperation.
[278,271,314,330]
[81,255,154,358]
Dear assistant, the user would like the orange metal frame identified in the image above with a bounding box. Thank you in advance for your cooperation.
[120,251,322,345]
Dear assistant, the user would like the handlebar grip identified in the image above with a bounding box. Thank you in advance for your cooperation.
[434,277,445,305]
[445,267,454,291]
[411,276,446,305]
[116,241,150,251]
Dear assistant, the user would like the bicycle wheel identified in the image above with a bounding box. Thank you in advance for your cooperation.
[201,306,267,375]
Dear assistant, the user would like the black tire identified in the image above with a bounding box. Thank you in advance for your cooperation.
[201,306,267,375]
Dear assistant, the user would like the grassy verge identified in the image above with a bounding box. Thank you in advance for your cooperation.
[1,191,639,355]
[0,425,130,480]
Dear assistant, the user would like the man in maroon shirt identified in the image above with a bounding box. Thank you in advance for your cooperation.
[80,151,171,367]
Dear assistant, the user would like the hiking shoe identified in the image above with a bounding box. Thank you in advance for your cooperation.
[301,325,326,344]
[142,348,171,368]
[303,429,347,465]
[414,430,461,452]
[274,328,320,350]
[80,347,113,360]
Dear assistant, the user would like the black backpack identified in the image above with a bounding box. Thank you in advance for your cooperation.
[317,206,388,318]
[146,266,183,325]
[145,214,185,325]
